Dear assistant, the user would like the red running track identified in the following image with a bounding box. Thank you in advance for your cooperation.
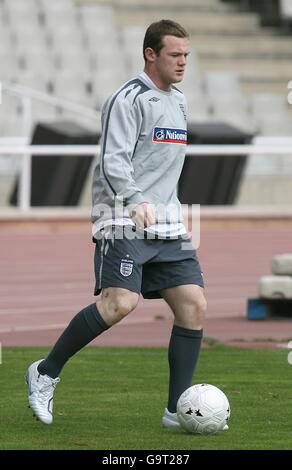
[0,218,292,348]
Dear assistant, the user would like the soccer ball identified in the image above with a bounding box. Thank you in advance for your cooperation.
[176,384,230,435]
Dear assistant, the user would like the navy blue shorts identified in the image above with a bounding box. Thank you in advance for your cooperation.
[93,228,204,299]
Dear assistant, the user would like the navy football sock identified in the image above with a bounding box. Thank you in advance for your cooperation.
[38,304,108,378]
[167,325,203,413]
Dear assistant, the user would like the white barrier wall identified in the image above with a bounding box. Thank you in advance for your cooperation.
[280,0,292,19]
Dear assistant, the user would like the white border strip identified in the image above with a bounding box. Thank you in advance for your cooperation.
[0,144,291,155]
[1,206,292,220]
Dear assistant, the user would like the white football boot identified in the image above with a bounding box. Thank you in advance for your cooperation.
[162,408,181,428]
[162,408,229,431]
[26,359,60,425]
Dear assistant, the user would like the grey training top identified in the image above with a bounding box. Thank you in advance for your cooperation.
[92,72,188,239]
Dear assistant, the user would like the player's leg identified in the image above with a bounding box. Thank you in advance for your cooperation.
[38,287,139,378]
[163,284,206,329]
[26,287,139,424]
[31,229,143,380]
[161,284,207,415]
[26,227,144,424]
[141,237,205,424]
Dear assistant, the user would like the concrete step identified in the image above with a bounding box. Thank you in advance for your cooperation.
[259,275,292,300]
[116,11,259,35]
[193,37,292,60]
[201,58,292,82]
[111,0,237,12]
[241,81,292,95]
[192,35,292,53]
[272,254,292,276]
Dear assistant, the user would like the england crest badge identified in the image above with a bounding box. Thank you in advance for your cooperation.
[120,258,134,277]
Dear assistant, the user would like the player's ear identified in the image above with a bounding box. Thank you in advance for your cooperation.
[144,47,156,63]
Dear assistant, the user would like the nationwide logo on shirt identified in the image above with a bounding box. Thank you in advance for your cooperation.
[152,127,187,144]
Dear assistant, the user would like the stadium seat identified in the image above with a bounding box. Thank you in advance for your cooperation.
[250,93,288,116]
[272,254,292,276]
[122,26,145,76]
[44,10,79,35]
[179,48,202,95]
[3,0,39,15]
[52,72,90,106]
[203,71,242,98]
[0,93,24,137]
[80,4,117,41]
[13,27,49,56]
[0,25,12,53]
[210,95,255,132]
[258,112,292,136]
[54,50,92,79]
[92,72,126,110]
[0,51,18,81]
[21,51,55,77]
[185,93,210,122]
[79,4,116,27]
[13,70,48,94]
[6,6,41,30]
[47,27,85,54]
[39,0,75,13]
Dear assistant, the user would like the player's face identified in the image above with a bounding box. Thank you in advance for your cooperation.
[154,35,190,88]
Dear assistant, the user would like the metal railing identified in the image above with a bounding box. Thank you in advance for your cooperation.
[0,143,292,212]
[2,82,101,133]
[0,82,102,211]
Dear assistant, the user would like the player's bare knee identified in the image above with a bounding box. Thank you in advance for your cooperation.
[194,295,207,325]
[112,294,138,320]
[187,293,207,327]
[100,289,138,323]
[96,290,139,325]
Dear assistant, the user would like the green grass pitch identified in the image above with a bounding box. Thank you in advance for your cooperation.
[0,345,291,450]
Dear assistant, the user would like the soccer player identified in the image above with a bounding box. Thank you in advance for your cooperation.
[26,19,206,428]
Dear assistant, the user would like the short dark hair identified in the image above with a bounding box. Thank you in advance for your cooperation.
[143,19,189,61]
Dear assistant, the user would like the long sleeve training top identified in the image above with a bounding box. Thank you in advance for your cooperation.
[92,72,188,239]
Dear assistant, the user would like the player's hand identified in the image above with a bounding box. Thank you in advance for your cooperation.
[130,203,156,229]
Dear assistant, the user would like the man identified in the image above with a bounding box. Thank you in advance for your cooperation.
[26,19,206,429]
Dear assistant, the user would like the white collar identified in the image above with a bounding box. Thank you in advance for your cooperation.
[138,71,172,94]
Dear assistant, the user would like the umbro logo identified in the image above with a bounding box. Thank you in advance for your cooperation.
[149,97,160,102]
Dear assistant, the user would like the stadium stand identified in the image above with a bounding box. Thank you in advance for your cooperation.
[1,0,292,129]
[222,0,292,29]
[0,0,292,207]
